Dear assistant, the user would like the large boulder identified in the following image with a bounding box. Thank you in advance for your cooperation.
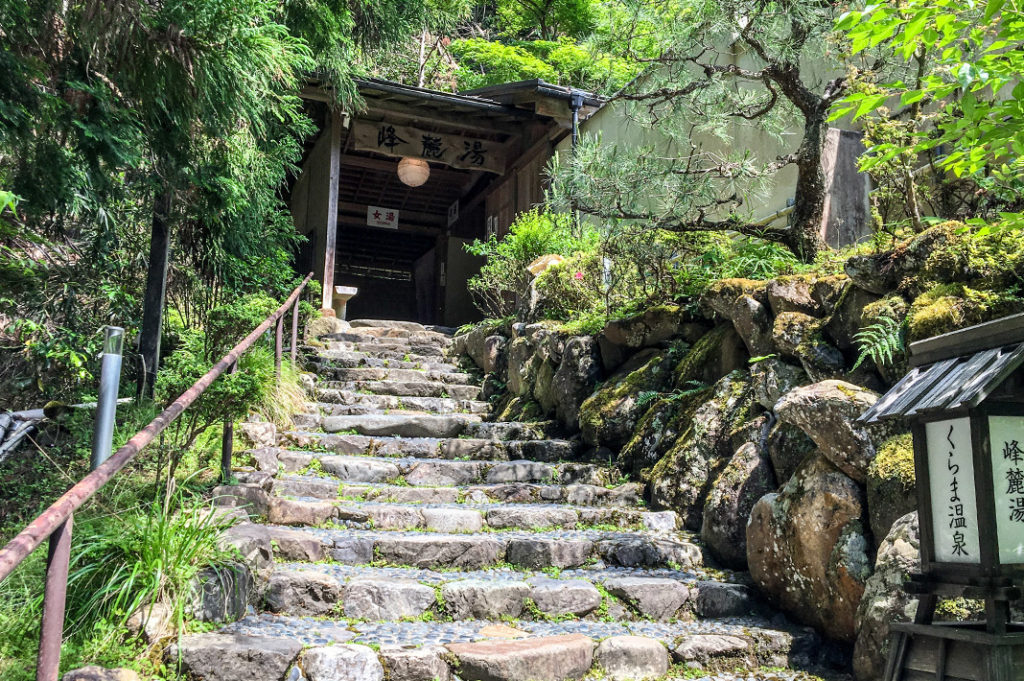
[550,336,601,430]
[853,512,920,681]
[764,420,817,485]
[824,286,883,352]
[749,358,807,410]
[600,305,693,349]
[766,275,847,317]
[701,435,777,569]
[617,395,692,476]
[506,336,543,397]
[746,455,872,641]
[671,323,749,388]
[771,312,845,380]
[774,380,887,483]
[844,225,956,295]
[648,371,758,530]
[578,349,673,450]
[702,279,774,357]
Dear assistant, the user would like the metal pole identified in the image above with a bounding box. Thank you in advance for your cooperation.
[92,327,124,471]
[220,362,238,484]
[275,314,284,380]
[290,299,300,368]
[36,515,72,681]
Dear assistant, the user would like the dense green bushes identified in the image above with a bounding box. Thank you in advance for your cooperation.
[466,208,805,333]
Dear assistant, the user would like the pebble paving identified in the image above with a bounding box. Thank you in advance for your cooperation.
[279,561,728,584]
[221,613,795,647]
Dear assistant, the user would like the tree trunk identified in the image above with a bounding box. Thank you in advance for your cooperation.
[137,188,173,398]
[787,106,829,262]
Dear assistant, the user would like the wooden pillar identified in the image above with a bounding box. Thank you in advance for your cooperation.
[321,109,342,314]
[138,189,173,398]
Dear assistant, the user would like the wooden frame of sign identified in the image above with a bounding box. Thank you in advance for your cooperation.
[863,314,1024,681]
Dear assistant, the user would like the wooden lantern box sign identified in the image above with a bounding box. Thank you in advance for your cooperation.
[860,314,1024,680]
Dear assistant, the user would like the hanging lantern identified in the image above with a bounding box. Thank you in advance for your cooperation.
[397,157,430,187]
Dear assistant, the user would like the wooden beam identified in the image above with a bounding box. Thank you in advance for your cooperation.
[336,215,440,236]
[339,201,446,227]
[361,99,522,138]
[321,109,342,313]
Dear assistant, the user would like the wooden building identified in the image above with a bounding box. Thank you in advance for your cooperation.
[289,78,601,326]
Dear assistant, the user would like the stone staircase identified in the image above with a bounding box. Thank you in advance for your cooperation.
[169,320,832,681]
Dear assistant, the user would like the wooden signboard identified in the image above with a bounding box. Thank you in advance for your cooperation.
[925,418,981,564]
[353,121,505,175]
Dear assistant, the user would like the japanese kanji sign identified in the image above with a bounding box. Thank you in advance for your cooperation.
[988,416,1024,563]
[353,121,505,174]
[367,205,399,229]
[926,418,980,563]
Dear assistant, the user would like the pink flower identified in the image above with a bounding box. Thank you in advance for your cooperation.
[574,271,584,280]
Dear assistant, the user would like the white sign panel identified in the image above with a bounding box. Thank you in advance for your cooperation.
[367,205,399,230]
[926,418,981,563]
[447,200,459,227]
[988,416,1024,563]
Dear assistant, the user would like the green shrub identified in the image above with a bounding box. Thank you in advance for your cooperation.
[465,209,594,318]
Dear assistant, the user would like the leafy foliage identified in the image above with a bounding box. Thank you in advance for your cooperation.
[833,0,1024,228]
[852,315,906,371]
[464,209,593,318]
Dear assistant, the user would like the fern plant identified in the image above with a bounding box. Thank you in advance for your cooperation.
[852,315,905,371]
[636,381,709,408]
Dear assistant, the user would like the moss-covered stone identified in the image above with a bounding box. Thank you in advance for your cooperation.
[866,433,916,544]
[647,370,758,530]
[617,389,707,475]
[906,283,1024,341]
[671,323,746,388]
[497,396,544,422]
[577,349,673,449]
[703,278,769,305]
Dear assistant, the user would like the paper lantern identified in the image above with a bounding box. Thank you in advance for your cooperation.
[397,157,429,187]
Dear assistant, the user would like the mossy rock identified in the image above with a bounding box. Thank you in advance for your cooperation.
[647,370,758,530]
[618,389,707,475]
[577,349,673,449]
[497,396,544,422]
[866,432,916,544]
[672,323,747,389]
[703,278,769,305]
[906,283,1024,341]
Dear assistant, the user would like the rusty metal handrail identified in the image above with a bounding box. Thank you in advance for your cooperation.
[0,272,313,681]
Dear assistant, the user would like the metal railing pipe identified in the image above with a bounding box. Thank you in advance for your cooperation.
[0,272,313,584]
[91,326,124,470]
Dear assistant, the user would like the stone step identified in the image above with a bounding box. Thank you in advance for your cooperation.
[320,343,452,362]
[317,366,477,385]
[321,379,481,400]
[272,451,606,486]
[315,391,490,415]
[277,432,580,463]
[311,352,464,373]
[324,339,450,360]
[219,488,676,533]
[291,413,483,438]
[323,329,453,346]
[226,523,702,570]
[269,476,645,508]
[264,563,758,622]
[172,618,823,681]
